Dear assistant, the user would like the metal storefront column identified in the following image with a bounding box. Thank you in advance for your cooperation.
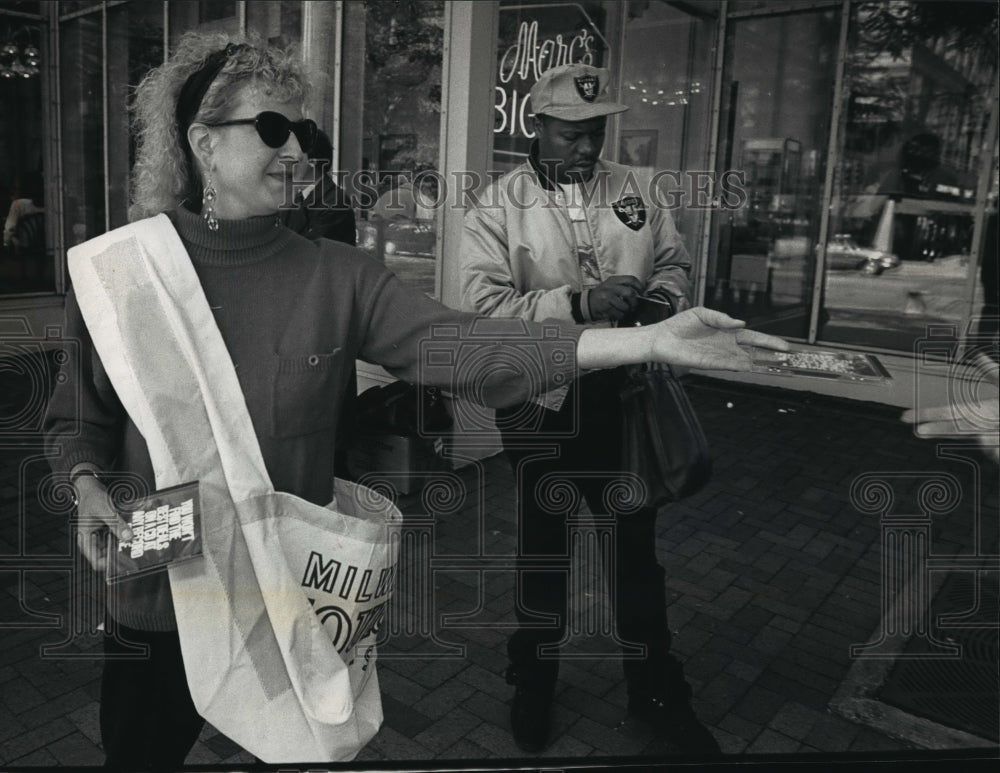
[808,0,851,344]
[437,0,499,309]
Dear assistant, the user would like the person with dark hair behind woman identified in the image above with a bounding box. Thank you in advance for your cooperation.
[282,128,357,245]
[282,128,360,474]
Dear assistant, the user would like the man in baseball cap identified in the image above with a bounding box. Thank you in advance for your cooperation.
[528,62,629,121]
[527,62,628,184]
[461,62,719,756]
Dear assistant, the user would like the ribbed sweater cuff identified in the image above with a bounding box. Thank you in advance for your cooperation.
[580,288,594,322]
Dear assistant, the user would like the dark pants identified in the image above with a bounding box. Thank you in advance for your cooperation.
[100,621,205,771]
[497,369,690,708]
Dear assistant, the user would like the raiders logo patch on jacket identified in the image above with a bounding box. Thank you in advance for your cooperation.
[612,196,646,231]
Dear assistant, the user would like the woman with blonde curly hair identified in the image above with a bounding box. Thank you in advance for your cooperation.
[43,30,785,768]
[128,32,310,223]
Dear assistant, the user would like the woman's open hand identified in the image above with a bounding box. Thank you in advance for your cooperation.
[649,307,789,371]
[576,306,789,372]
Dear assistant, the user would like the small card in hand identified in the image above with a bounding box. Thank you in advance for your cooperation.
[624,295,673,327]
[106,481,203,583]
[749,347,891,383]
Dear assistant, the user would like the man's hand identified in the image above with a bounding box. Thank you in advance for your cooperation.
[901,400,999,464]
[588,275,644,321]
[649,307,789,371]
[74,473,134,572]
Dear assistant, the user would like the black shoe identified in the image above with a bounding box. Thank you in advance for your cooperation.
[625,697,721,755]
[506,667,553,753]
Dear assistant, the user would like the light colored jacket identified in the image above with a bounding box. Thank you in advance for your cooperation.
[460,157,692,323]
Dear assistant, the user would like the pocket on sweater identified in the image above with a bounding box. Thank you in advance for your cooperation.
[272,348,344,437]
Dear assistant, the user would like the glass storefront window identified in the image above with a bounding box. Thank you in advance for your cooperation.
[4,1,42,18]
[971,161,997,358]
[492,0,615,172]
[1,11,48,294]
[246,0,302,48]
[486,0,716,307]
[168,0,240,46]
[22,0,997,359]
[823,0,998,351]
[60,11,103,254]
[707,7,841,340]
[107,2,164,230]
[56,1,100,13]
[618,0,716,282]
[47,1,346,294]
[341,0,444,298]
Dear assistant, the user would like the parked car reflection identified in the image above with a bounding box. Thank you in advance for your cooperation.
[357,217,437,260]
[823,234,900,275]
[361,173,439,259]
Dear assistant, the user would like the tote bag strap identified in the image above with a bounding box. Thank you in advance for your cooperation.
[67,214,273,500]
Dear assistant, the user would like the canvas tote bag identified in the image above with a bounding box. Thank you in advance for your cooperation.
[68,214,400,763]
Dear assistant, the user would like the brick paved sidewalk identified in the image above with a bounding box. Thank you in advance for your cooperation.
[1,368,997,768]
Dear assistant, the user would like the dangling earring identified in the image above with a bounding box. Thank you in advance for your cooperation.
[202,175,219,232]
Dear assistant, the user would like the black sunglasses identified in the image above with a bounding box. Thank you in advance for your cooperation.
[205,111,317,154]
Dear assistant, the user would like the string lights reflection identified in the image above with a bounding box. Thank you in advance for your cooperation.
[0,28,41,80]
[625,79,702,107]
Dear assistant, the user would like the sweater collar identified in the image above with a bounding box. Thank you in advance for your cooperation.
[169,206,293,266]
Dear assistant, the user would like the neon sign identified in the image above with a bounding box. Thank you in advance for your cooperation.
[498,20,595,84]
[494,20,596,140]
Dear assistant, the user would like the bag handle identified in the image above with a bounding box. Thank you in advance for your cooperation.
[68,214,274,499]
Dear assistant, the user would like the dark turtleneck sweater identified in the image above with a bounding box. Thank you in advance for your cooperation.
[44,206,583,630]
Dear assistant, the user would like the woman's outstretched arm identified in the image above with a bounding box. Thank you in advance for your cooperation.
[577,306,789,372]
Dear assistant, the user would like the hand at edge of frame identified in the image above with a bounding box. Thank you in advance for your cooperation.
[901,396,999,464]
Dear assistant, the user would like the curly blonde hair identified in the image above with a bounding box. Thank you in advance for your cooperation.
[128,31,311,222]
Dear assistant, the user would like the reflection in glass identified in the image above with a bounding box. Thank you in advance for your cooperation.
[492,0,612,172]
[54,1,99,13]
[346,0,444,298]
[107,2,164,230]
[60,14,103,257]
[1,17,48,293]
[708,9,840,340]
[823,1,998,351]
[619,1,715,275]
[169,1,241,47]
[247,1,302,48]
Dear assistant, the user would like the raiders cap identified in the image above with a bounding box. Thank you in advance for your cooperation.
[529,62,629,121]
